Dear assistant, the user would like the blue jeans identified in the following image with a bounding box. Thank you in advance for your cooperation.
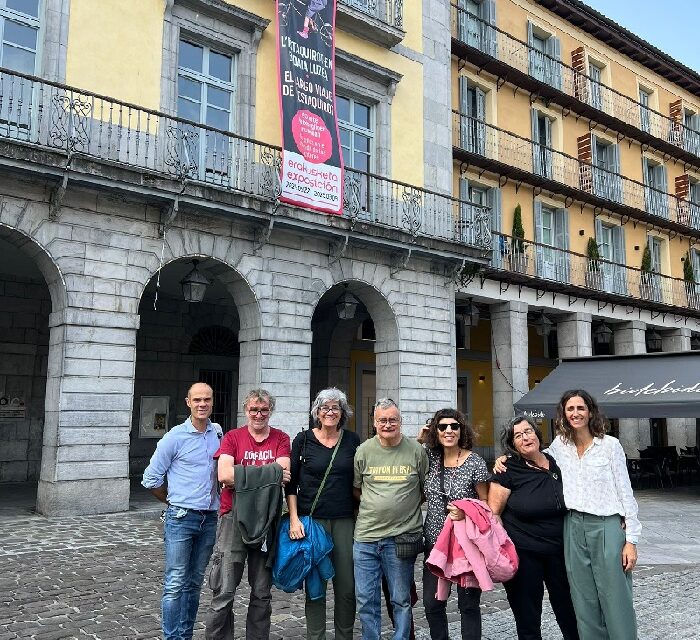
[162,506,218,640]
[353,538,415,640]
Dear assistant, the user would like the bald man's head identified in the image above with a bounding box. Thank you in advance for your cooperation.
[186,383,214,426]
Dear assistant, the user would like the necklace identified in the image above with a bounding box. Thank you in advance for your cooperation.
[444,448,462,468]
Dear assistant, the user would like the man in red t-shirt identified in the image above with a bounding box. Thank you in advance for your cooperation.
[204,389,291,640]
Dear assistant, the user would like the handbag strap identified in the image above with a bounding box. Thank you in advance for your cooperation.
[309,429,344,517]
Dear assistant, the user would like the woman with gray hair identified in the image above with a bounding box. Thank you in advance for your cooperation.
[488,416,579,640]
[286,387,360,640]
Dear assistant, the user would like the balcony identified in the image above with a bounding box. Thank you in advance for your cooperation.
[453,111,700,238]
[491,232,700,316]
[450,4,700,169]
[337,0,404,47]
[0,66,491,257]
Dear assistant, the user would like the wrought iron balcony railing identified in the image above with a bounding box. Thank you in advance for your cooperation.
[0,65,490,251]
[453,112,700,234]
[491,232,700,313]
[342,0,403,29]
[450,4,700,167]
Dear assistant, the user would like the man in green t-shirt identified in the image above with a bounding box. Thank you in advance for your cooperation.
[352,398,428,640]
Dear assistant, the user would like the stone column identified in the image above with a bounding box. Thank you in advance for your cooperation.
[556,312,593,358]
[37,309,139,516]
[423,0,453,193]
[238,325,313,438]
[491,301,529,454]
[614,320,648,456]
[661,328,693,448]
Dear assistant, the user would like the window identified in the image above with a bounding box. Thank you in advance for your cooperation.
[527,22,561,89]
[338,95,373,214]
[588,62,603,111]
[534,201,568,283]
[641,235,663,302]
[338,95,373,174]
[591,137,622,203]
[457,0,497,57]
[459,177,500,256]
[639,88,651,133]
[643,158,669,219]
[0,0,40,134]
[683,109,700,156]
[595,220,627,295]
[531,110,552,178]
[689,180,700,228]
[177,38,235,178]
[459,77,486,155]
[689,248,700,309]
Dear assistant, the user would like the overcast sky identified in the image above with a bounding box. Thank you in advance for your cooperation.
[582,0,700,73]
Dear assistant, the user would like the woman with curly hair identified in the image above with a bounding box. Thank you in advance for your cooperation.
[549,389,639,640]
[419,408,489,640]
[495,389,640,640]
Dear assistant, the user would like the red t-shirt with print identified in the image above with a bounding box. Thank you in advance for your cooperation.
[215,425,291,514]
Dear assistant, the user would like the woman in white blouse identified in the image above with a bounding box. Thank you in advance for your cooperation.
[496,389,640,640]
[549,389,639,640]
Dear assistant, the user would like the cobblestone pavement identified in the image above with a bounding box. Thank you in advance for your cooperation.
[0,486,698,639]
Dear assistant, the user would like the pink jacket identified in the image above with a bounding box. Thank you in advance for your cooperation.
[426,499,519,600]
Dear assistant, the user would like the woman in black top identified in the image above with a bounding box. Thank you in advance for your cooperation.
[488,416,579,640]
[286,388,360,640]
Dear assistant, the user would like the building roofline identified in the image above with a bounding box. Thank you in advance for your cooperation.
[534,0,700,99]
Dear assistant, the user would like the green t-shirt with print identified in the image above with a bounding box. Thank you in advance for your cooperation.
[353,435,428,542]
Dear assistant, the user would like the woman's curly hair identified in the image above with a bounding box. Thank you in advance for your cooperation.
[554,389,607,443]
[423,408,475,452]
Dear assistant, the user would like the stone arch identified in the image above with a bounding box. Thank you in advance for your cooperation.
[0,224,66,502]
[0,223,67,313]
[310,277,400,438]
[132,253,262,471]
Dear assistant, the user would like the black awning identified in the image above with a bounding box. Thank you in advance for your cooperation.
[514,351,700,419]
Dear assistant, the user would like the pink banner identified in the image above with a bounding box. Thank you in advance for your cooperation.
[276,0,343,214]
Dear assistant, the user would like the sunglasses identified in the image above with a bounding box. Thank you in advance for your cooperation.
[437,422,461,432]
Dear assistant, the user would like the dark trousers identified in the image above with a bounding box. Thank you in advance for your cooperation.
[503,548,579,640]
[205,513,272,640]
[422,556,481,640]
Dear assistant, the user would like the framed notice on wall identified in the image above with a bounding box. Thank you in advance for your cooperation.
[139,396,170,439]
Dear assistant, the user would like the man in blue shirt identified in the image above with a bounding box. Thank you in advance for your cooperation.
[142,382,222,640]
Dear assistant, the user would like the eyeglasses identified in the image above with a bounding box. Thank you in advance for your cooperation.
[437,422,461,432]
[513,427,536,442]
[319,405,341,414]
[375,418,400,426]
[248,408,270,416]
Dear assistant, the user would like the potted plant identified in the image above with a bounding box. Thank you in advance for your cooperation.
[639,242,655,300]
[509,204,528,273]
[684,252,698,309]
[585,237,604,289]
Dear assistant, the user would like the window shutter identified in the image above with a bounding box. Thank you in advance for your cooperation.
[660,164,669,218]
[692,248,700,280]
[612,225,627,294]
[485,0,497,56]
[594,218,604,247]
[610,143,622,202]
[531,109,540,175]
[485,0,497,25]
[549,36,562,89]
[488,187,502,267]
[476,86,486,154]
[534,200,544,275]
[556,208,570,282]
[527,21,535,76]
[459,76,468,150]
[459,177,471,244]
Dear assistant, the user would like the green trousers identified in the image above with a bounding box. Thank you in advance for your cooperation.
[564,511,637,640]
[305,516,356,640]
